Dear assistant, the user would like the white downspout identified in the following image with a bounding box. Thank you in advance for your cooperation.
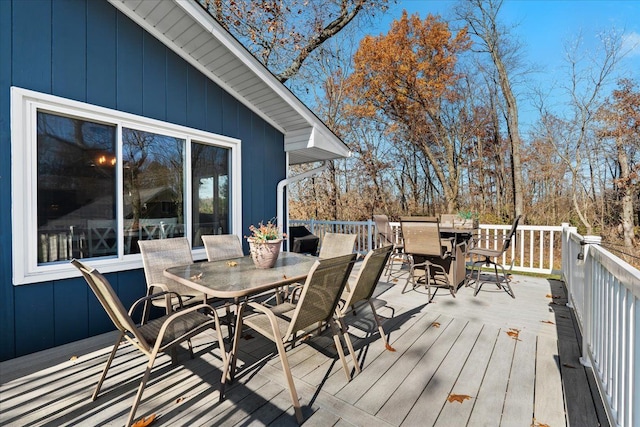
[277,161,329,251]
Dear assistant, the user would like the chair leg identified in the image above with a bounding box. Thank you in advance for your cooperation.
[126,352,158,427]
[273,338,303,424]
[334,319,361,377]
[92,332,124,400]
[368,300,394,351]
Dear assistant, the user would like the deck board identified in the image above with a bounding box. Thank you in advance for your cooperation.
[0,267,608,427]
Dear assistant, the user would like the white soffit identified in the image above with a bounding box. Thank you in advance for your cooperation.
[108,0,351,164]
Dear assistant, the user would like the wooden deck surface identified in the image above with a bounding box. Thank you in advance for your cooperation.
[0,264,608,426]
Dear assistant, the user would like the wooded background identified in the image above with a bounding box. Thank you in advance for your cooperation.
[201,0,640,263]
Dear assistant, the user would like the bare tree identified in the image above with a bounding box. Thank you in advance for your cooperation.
[456,0,525,220]
[201,0,390,83]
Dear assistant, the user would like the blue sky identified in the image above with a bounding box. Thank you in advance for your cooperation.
[362,0,640,132]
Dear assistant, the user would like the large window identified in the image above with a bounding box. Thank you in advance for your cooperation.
[12,87,242,284]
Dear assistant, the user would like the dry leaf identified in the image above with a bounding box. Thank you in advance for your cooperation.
[282,275,287,279]
[532,421,550,427]
[432,322,441,328]
[69,355,78,361]
[385,343,397,352]
[545,294,562,299]
[506,328,521,341]
[447,394,472,403]
[132,414,156,427]
[175,395,189,403]
[226,261,238,267]
[541,320,555,325]
[190,272,203,281]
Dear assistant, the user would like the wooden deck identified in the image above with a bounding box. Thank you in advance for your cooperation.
[0,265,608,426]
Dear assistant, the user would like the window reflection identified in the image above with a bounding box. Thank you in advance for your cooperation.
[37,111,117,263]
[122,129,185,254]
[192,142,230,246]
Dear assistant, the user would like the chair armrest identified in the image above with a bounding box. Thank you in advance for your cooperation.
[129,290,185,316]
[246,301,286,340]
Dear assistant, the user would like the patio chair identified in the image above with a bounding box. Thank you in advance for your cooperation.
[373,214,407,280]
[466,215,521,298]
[202,234,244,261]
[400,216,461,301]
[138,238,205,316]
[225,253,358,424]
[70,259,226,427]
[338,245,395,351]
[318,232,356,259]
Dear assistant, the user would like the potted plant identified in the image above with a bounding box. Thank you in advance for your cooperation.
[455,211,479,229]
[246,219,286,268]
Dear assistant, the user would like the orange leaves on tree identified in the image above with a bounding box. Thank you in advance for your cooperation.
[447,394,472,403]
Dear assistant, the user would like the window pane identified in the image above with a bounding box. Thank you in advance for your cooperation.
[37,111,117,263]
[192,142,230,246]
[122,128,185,254]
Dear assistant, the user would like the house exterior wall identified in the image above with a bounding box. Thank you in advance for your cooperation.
[0,0,286,361]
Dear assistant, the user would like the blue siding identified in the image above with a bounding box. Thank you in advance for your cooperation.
[86,0,117,108]
[52,0,86,100]
[0,0,287,361]
[0,0,15,361]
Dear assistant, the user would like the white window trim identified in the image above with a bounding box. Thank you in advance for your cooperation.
[11,87,242,285]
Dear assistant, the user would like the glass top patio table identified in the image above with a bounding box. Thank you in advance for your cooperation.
[163,251,318,299]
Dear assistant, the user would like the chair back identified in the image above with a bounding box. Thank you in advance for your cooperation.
[373,215,395,246]
[318,232,356,259]
[286,253,356,336]
[400,216,445,257]
[202,234,244,261]
[71,259,149,348]
[501,215,522,253]
[342,245,393,310]
[138,237,196,295]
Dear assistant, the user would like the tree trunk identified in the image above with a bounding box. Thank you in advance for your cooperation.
[617,136,636,248]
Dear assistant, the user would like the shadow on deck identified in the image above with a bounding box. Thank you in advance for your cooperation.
[0,267,608,426]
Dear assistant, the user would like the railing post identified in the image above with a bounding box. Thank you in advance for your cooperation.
[367,219,374,251]
[580,234,602,368]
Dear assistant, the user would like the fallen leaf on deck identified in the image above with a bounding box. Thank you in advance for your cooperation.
[226,261,238,267]
[541,320,555,325]
[132,414,156,427]
[532,420,550,427]
[545,294,562,299]
[69,355,78,361]
[431,322,441,328]
[447,394,472,403]
[283,275,287,279]
[176,395,190,403]
[506,328,521,341]
[563,363,577,369]
[385,343,396,352]
[392,278,398,283]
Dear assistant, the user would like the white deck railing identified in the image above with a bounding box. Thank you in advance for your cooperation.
[562,224,640,427]
[290,219,562,275]
[291,219,638,425]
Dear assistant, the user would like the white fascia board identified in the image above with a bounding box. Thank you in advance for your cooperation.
[174,0,332,132]
[108,0,285,133]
